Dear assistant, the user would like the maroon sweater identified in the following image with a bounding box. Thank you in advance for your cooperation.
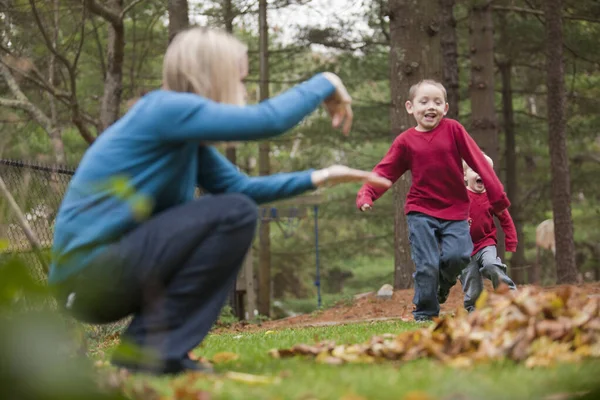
[356,118,510,221]
[468,190,518,256]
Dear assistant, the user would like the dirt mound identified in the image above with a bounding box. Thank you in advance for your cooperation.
[215,282,600,334]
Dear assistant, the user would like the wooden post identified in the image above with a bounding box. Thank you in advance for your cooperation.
[243,247,257,319]
[257,0,271,317]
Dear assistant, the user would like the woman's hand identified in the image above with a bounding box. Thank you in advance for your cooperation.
[321,72,353,136]
[311,165,391,189]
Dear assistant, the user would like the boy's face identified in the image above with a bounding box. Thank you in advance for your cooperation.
[465,166,486,193]
[405,83,449,132]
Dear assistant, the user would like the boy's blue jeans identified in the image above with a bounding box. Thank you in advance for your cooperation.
[407,212,473,319]
[459,245,517,312]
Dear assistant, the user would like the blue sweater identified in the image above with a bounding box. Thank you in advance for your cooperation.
[49,74,335,284]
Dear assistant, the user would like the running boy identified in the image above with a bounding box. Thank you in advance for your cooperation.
[459,155,517,312]
[356,79,510,321]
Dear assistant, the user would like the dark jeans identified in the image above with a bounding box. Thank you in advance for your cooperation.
[52,193,257,372]
[459,245,517,312]
[406,212,472,319]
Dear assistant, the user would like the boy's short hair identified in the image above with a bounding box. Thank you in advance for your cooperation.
[462,152,494,172]
[408,79,448,102]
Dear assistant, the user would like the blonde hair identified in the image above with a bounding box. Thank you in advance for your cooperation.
[163,27,248,105]
[409,79,448,102]
[462,152,494,172]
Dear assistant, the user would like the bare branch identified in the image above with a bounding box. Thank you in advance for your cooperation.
[572,152,600,164]
[0,176,49,273]
[0,62,54,133]
[79,111,102,132]
[73,6,88,69]
[121,0,144,18]
[0,48,72,102]
[2,2,96,145]
[29,0,74,74]
[90,16,107,78]
[84,0,122,26]
[72,117,96,144]
[493,5,600,24]
[0,97,30,108]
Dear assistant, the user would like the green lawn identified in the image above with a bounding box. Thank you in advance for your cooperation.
[111,320,600,400]
[279,254,395,315]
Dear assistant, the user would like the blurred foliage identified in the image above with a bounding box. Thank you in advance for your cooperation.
[0,254,126,399]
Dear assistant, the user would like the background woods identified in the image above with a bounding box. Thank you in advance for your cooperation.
[0,0,599,316]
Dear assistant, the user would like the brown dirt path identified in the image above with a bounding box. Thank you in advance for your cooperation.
[213,281,600,334]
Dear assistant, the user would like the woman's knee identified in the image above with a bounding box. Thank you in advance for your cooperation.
[219,193,258,229]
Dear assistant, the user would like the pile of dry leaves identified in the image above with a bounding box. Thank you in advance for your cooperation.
[269,286,600,368]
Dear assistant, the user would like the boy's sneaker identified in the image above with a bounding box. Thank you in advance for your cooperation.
[414,315,433,323]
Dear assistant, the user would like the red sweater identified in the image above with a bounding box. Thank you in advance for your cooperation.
[468,190,518,256]
[356,118,510,221]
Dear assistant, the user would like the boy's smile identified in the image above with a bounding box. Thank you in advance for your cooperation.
[405,83,449,132]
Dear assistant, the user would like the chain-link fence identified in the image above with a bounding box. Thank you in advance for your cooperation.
[0,159,131,340]
[1,158,247,343]
[0,159,71,281]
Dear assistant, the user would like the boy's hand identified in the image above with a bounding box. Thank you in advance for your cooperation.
[360,204,372,212]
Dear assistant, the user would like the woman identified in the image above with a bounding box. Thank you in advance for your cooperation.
[49,27,390,375]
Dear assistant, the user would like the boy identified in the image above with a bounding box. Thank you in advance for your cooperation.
[356,79,509,321]
[460,156,517,312]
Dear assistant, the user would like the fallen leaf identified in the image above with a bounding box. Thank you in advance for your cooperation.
[173,386,212,400]
[224,371,281,385]
[403,391,435,400]
[269,286,600,369]
[543,391,589,400]
[340,393,368,400]
[315,352,343,365]
[212,352,239,364]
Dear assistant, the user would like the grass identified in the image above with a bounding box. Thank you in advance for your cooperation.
[113,320,600,400]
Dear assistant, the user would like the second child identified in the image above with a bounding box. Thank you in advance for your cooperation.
[459,155,518,312]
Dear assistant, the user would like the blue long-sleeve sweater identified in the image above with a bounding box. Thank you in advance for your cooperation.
[49,74,335,284]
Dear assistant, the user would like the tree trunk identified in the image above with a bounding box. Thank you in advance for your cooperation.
[222,0,240,316]
[469,0,504,259]
[389,0,443,289]
[468,0,498,162]
[224,0,234,33]
[257,0,272,316]
[101,1,124,132]
[85,0,125,132]
[168,0,189,42]
[439,0,459,120]
[499,60,525,284]
[223,0,237,166]
[543,0,578,284]
[48,0,65,164]
[129,7,137,96]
